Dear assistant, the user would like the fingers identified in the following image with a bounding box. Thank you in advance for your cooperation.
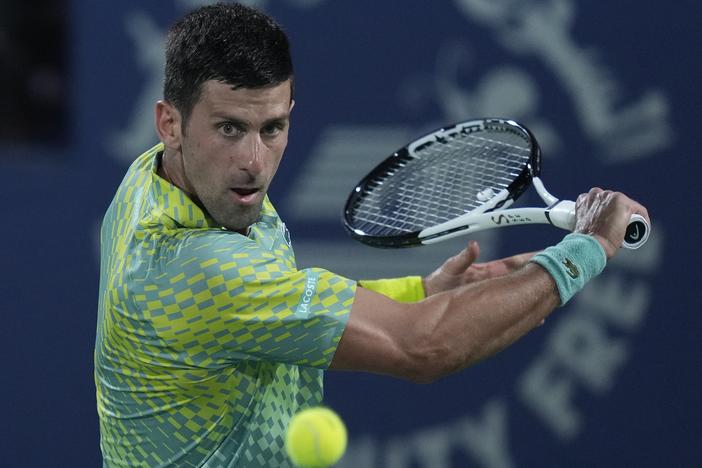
[574,187,651,258]
[442,240,480,276]
[630,198,651,225]
[501,251,537,271]
[423,240,481,296]
[577,187,649,221]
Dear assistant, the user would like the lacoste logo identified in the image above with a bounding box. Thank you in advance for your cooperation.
[563,258,580,279]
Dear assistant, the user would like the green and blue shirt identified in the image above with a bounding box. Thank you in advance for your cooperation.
[95,144,356,467]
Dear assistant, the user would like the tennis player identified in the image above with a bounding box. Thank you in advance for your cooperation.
[94,3,650,467]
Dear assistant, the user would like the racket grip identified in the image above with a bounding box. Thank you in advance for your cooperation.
[622,214,649,249]
[547,201,649,250]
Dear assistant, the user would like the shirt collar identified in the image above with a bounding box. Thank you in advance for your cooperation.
[147,143,278,231]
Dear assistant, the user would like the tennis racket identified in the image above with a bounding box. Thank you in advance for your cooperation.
[342,118,649,249]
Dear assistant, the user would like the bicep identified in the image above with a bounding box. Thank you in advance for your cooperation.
[330,286,422,379]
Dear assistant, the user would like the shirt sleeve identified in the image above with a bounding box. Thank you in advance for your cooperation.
[134,230,357,370]
[358,276,426,303]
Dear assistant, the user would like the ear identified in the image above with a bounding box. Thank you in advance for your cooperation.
[155,100,183,151]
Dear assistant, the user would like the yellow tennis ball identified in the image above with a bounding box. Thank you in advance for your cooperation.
[285,406,348,467]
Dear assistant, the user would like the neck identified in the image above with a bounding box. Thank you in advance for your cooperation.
[159,148,185,190]
[159,148,212,217]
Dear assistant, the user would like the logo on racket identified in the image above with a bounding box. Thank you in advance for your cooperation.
[491,213,533,225]
[628,225,640,241]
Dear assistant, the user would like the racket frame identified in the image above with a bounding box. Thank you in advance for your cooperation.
[343,118,541,248]
[343,118,649,249]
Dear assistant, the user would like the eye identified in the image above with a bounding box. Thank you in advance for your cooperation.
[262,122,285,137]
[218,122,243,137]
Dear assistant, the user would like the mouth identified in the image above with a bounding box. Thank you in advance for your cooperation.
[230,186,262,204]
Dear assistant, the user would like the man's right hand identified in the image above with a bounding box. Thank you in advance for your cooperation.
[573,187,651,259]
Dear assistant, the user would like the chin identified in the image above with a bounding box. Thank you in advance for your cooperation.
[216,206,263,233]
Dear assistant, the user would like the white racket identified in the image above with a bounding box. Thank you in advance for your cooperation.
[343,118,649,249]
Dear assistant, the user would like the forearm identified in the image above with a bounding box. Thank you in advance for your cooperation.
[333,235,606,382]
[409,263,559,380]
[405,234,606,381]
[333,263,560,382]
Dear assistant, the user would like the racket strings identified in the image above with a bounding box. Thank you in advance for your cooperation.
[350,130,531,235]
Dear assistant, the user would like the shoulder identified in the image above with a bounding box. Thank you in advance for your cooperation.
[157,229,276,271]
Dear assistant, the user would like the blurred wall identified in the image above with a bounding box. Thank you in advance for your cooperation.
[1,1,699,466]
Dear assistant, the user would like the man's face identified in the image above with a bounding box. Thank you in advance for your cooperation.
[179,79,293,232]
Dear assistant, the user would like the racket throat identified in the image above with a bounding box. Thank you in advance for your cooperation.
[534,177,577,231]
[545,200,576,231]
[532,177,559,205]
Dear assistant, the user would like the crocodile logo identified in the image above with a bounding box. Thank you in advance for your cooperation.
[563,258,580,279]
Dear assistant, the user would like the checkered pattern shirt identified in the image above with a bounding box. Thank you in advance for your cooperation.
[95,144,356,467]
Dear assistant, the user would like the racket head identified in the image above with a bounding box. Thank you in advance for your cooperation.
[343,118,541,248]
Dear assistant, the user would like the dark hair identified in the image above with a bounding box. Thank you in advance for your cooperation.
[163,3,293,129]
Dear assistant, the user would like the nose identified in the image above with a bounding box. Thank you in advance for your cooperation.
[240,133,264,176]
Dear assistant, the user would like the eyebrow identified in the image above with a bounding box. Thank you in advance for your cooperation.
[212,112,290,128]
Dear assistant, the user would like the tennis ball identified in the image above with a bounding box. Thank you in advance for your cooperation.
[285,406,348,467]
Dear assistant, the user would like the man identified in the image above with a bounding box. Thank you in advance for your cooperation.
[95,3,650,467]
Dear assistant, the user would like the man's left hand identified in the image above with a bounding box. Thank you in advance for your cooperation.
[423,241,534,296]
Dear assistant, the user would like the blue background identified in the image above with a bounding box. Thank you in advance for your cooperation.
[1,1,700,466]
